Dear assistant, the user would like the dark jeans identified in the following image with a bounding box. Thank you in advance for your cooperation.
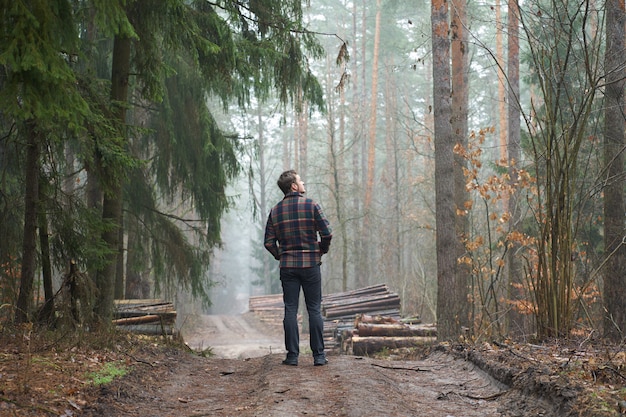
[280,265,325,359]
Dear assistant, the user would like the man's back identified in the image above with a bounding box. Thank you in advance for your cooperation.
[264,191,332,269]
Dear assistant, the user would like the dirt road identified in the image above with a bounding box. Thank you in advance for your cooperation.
[88,312,560,417]
[183,314,286,359]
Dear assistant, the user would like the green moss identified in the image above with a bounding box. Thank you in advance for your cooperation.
[85,361,128,386]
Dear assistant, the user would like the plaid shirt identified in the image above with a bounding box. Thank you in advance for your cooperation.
[264,192,332,268]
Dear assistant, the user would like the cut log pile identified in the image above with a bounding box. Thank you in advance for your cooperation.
[322,283,401,319]
[321,284,402,351]
[249,284,436,355]
[344,314,437,356]
[113,299,176,335]
[248,294,284,327]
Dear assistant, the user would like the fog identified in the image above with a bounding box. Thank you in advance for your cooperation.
[205,182,262,315]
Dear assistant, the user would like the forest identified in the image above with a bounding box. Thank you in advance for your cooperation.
[1,0,625,348]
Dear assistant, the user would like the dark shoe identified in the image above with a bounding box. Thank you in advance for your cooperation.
[282,357,298,366]
[313,356,328,366]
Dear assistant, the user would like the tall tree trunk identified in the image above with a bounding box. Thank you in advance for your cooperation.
[97,185,124,321]
[431,0,459,340]
[494,4,508,334]
[364,0,381,213]
[382,59,400,284]
[451,0,470,333]
[506,0,524,337]
[325,56,349,292]
[292,112,299,172]
[299,99,309,179]
[495,0,507,166]
[95,34,131,322]
[86,169,103,286]
[293,86,304,174]
[495,5,509,336]
[38,181,54,324]
[257,107,274,294]
[125,217,147,299]
[352,0,368,289]
[350,0,364,290]
[114,209,125,299]
[602,0,626,341]
[361,0,382,286]
[282,116,291,169]
[15,124,40,323]
[432,0,459,340]
[337,37,348,292]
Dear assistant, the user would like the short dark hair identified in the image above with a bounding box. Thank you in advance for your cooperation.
[277,170,297,195]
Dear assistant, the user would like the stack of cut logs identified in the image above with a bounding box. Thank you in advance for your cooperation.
[322,284,402,351]
[322,284,401,319]
[112,299,177,335]
[248,293,285,327]
[343,314,437,356]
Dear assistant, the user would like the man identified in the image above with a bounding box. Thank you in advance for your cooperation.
[264,170,332,366]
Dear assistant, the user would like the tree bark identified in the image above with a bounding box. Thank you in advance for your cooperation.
[38,187,54,324]
[382,58,401,289]
[351,0,365,289]
[495,0,507,165]
[125,217,149,299]
[364,0,381,213]
[360,0,382,287]
[602,0,626,341]
[356,323,437,337]
[112,314,173,326]
[432,0,459,340]
[451,0,470,333]
[95,34,131,322]
[257,106,274,294]
[351,335,436,355]
[15,124,40,324]
[114,208,125,299]
[351,0,369,289]
[506,0,525,337]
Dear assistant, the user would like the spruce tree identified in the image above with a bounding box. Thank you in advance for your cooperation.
[0,0,89,322]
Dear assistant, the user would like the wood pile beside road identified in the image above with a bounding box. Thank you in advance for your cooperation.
[113,299,176,335]
[344,314,437,355]
[248,284,437,355]
[248,293,284,327]
[322,283,402,351]
[322,283,401,319]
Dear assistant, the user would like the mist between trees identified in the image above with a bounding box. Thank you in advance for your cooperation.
[1,0,624,343]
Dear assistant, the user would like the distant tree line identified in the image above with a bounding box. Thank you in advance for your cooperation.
[248,0,625,343]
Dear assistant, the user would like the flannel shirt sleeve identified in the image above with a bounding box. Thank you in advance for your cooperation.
[315,203,332,254]
[263,212,280,260]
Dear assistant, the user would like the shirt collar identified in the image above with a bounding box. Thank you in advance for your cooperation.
[283,191,302,199]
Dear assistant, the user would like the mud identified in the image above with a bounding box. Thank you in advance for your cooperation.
[87,313,559,417]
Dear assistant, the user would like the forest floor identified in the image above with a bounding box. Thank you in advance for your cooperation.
[0,312,625,417]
